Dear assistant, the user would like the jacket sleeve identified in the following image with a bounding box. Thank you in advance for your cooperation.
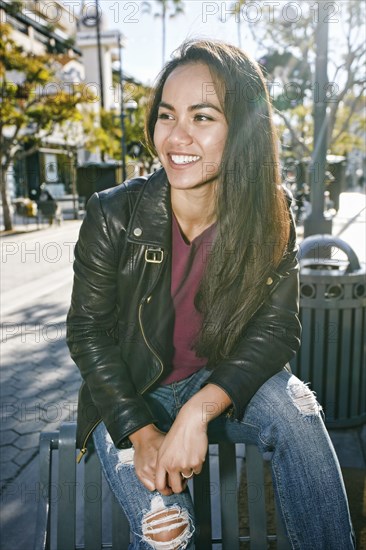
[66,193,156,447]
[204,209,301,420]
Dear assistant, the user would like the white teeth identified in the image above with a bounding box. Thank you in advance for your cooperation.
[171,154,200,165]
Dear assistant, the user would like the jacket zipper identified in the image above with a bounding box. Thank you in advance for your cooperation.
[137,250,167,394]
[138,299,164,394]
[76,419,102,463]
[76,296,165,463]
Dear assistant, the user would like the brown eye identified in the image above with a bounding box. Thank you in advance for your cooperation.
[157,112,173,120]
[194,114,212,121]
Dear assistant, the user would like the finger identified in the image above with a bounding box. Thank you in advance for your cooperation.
[168,471,186,494]
[139,476,156,492]
[155,476,173,497]
[135,468,157,492]
[155,466,170,494]
[158,486,173,496]
[181,478,188,489]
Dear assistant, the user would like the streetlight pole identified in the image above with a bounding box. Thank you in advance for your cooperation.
[303,4,332,237]
[95,0,106,163]
[95,0,105,110]
[118,32,127,182]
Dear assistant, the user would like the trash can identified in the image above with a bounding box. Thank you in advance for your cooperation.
[290,235,366,428]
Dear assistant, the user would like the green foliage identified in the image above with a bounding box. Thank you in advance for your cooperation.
[331,100,366,156]
[83,109,122,159]
[0,24,82,154]
[3,0,23,17]
[0,23,84,230]
[82,83,155,167]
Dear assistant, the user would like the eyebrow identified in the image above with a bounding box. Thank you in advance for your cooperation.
[158,101,223,114]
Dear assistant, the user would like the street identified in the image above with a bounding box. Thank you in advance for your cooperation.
[1,221,83,549]
[0,190,365,549]
[1,220,83,480]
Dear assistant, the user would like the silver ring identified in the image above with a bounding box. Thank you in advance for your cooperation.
[181,470,194,479]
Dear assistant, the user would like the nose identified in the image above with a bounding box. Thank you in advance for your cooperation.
[167,119,193,146]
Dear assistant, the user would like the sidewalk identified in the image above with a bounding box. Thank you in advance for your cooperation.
[1,189,365,549]
[0,208,80,235]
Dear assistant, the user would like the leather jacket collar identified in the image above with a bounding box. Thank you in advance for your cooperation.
[126,169,172,248]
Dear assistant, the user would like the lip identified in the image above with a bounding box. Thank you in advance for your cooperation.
[168,153,201,169]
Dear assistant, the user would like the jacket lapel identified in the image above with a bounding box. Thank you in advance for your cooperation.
[126,168,171,249]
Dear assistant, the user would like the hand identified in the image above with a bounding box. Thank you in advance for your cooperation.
[155,403,208,495]
[129,424,167,492]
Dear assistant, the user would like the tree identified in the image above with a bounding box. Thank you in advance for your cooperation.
[0,24,83,231]
[82,82,155,172]
[227,1,366,162]
[142,0,185,65]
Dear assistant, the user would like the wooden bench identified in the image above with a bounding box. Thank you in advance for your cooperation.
[33,422,290,549]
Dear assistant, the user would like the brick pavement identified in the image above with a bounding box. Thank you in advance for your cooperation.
[0,336,82,491]
[1,221,83,495]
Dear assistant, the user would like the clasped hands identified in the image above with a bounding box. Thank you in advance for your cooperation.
[130,402,208,495]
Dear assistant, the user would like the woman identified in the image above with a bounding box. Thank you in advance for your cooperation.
[67,40,355,549]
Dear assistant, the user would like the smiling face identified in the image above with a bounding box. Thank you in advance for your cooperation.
[153,62,228,192]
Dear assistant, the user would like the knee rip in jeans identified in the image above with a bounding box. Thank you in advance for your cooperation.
[141,495,194,549]
[286,376,322,416]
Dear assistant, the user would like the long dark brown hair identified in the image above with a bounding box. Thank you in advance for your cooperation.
[145,40,290,365]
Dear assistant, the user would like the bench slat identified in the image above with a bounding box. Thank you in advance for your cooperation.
[193,457,212,549]
[84,448,102,550]
[219,442,240,550]
[33,432,58,550]
[246,444,268,549]
[57,423,77,550]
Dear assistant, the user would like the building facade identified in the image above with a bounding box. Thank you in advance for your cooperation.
[1,0,126,205]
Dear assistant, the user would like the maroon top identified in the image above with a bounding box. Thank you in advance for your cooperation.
[161,214,216,385]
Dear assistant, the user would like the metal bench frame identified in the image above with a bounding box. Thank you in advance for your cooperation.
[33,422,290,550]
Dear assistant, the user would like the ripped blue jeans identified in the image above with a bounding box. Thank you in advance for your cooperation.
[93,368,355,550]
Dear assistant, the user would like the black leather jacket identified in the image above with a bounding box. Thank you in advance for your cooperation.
[67,168,301,458]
